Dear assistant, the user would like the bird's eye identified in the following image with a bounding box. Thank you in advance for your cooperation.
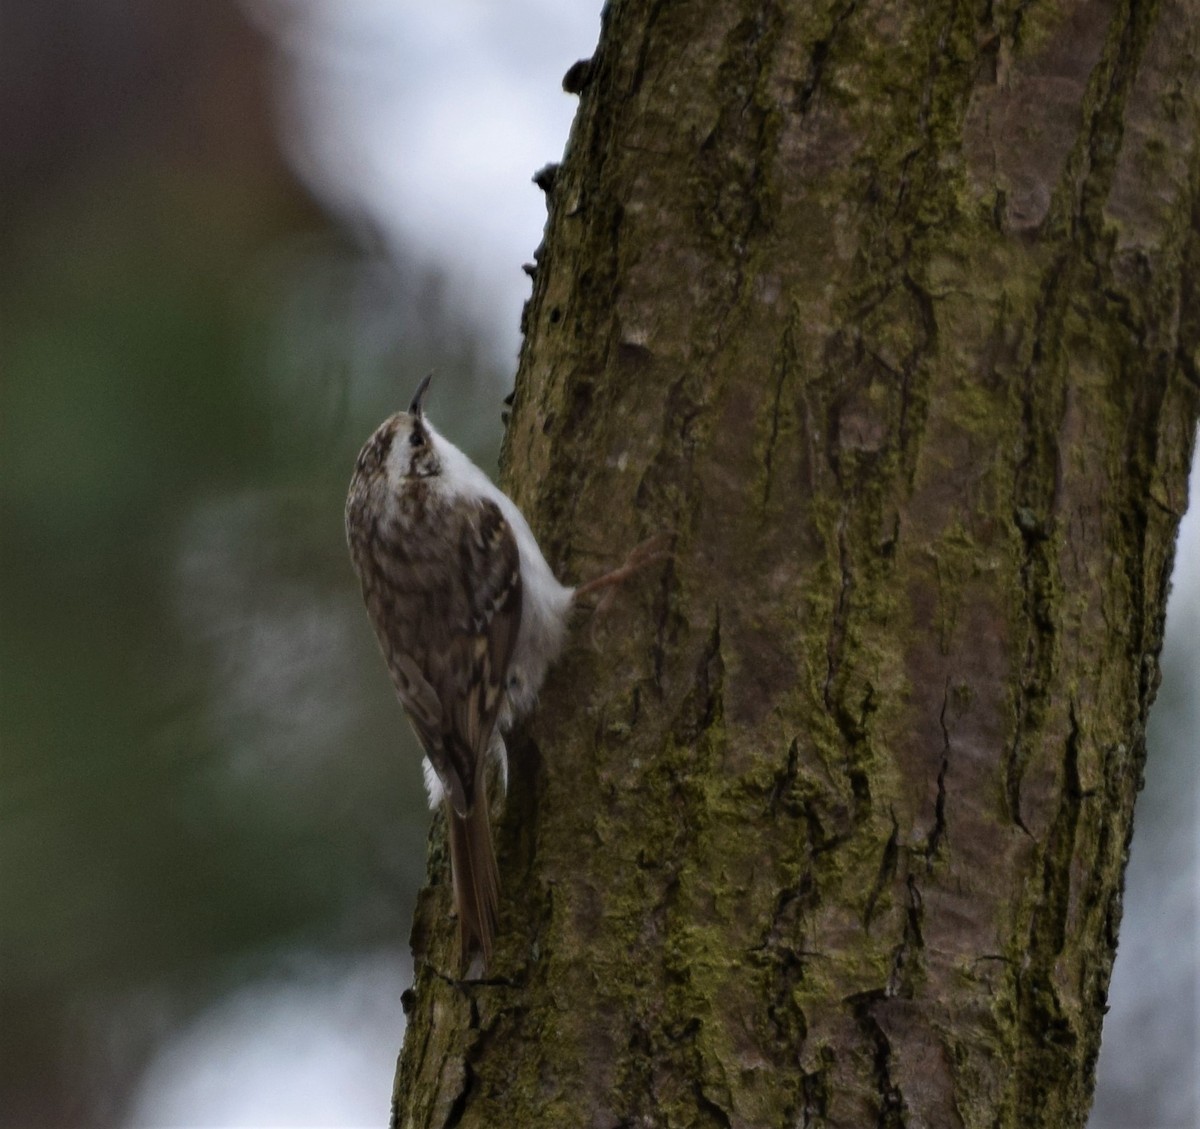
[409,430,425,448]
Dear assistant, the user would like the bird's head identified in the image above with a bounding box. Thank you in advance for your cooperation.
[353,373,442,485]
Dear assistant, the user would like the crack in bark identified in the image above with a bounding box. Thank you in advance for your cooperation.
[1005,247,1071,834]
[800,1054,832,1128]
[1036,701,1084,953]
[442,1059,477,1129]
[924,681,952,864]
[821,512,876,817]
[889,874,926,998]
[822,516,853,715]
[847,991,908,1128]
[695,1082,735,1129]
[615,1018,657,1126]
[697,3,789,345]
[768,736,802,818]
[863,811,899,932]
[1012,700,1085,1115]
[672,609,725,746]
[891,3,959,224]
[794,0,861,113]
[625,0,670,101]
[760,316,797,509]
[896,274,939,467]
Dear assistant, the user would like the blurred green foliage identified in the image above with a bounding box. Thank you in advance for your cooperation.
[0,44,507,1124]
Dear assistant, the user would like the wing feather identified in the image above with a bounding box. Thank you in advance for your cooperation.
[363,495,521,817]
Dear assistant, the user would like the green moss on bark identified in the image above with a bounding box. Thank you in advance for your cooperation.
[392,0,1200,1126]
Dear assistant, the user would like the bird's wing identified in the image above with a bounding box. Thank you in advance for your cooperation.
[368,495,522,816]
[445,498,524,770]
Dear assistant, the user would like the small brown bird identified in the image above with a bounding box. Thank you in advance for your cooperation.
[346,375,662,969]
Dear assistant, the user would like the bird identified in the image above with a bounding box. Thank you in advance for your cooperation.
[345,374,665,970]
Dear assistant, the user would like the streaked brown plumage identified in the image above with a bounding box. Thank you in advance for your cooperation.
[346,383,526,967]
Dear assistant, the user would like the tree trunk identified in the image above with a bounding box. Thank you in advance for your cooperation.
[392,0,1199,1125]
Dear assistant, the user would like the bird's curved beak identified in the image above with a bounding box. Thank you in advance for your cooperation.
[409,372,433,416]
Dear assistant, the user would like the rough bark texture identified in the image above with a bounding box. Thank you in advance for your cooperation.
[392,0,1199,1126]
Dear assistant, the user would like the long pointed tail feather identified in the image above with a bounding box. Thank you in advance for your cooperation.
[447,798,500,971]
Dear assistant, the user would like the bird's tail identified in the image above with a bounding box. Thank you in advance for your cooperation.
[447,796,500,971]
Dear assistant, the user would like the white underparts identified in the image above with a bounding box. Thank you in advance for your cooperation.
[421,731,509,812]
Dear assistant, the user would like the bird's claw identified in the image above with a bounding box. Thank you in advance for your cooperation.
[575,534,673,633]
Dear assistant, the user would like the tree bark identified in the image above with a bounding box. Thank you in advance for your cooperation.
[392,0,1199,1126]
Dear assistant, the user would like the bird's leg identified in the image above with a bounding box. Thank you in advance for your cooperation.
[574,534,672,613]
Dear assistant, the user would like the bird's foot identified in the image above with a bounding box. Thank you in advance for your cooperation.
[574,534,672,615]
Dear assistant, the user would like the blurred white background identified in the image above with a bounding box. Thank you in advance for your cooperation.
[247,0,600,363]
